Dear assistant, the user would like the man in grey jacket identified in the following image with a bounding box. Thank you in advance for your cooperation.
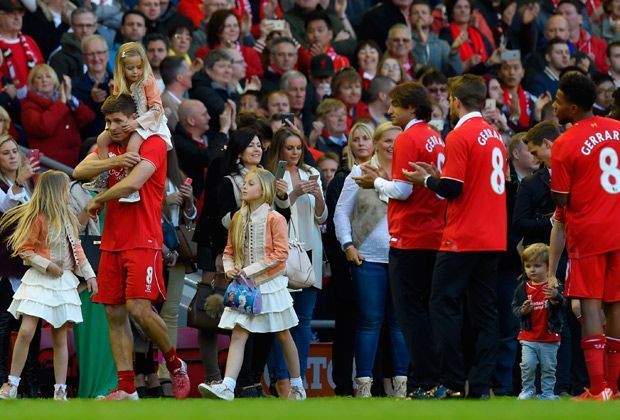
[410,0,462,77]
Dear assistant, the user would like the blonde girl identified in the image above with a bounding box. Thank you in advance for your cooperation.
[0,171,97,401]
[85,42,172,202]
[198,168,305,401]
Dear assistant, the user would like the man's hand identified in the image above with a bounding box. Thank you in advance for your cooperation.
[86,198,103,220]
[86,277,98,296]
[115,152,141,169]
[402,162,435,185]
[91,85,108,103]
[547,275,559,289]
[46,262,63,277]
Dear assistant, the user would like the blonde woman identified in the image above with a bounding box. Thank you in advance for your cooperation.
[334,122,409,398]
[20,64,95,167]
[0,107,11,137]
[85,42,172,202]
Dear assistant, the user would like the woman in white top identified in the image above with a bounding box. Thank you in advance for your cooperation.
[334,122,409,398]
[265,127,327,396]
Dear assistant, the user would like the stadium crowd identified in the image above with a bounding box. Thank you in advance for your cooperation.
[0,0,619,402]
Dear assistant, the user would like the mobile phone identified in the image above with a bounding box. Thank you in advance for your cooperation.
[184,177,193,186]
[500,49,520,62]
[280,112,295,124]
[265,19,285,31]
[275,160,287,180]
[309,174,319,182]
[485,98,496,110]
[29,149,40,162]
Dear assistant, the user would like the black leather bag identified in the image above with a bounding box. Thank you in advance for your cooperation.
[80,226,102,274]
[187,272,230,334]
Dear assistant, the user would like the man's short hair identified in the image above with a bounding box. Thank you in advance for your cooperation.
[121,10,147,26]
[508,132,527,157]
[420,69,448,87]
[270,36,296,52]
[304,10,332,30]
[411,0,432,11]
[316,98,346,118]
[367,76,396,103]
[607,40,620,58]
[525,121,562,146]
[558,71,597,111]
[205,48,232,69]
[71,6,95,24]
[388,81,432,122]
[81,34,107,52]
[281,70,307,91]
[592,71,615,86]
[558,0,584,12]
[101,94,137,116]
[545,38,568,56]
[448,74,486,111]
[160,56,186,86]
[145,33,168,48]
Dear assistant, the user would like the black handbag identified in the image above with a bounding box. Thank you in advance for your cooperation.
[187,272,230,334]
[80,225,102,274]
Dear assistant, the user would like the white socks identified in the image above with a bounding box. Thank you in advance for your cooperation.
[8,375,20,387]
[290,377,303,388]
[54,384,66,392]
[222,377,236,391]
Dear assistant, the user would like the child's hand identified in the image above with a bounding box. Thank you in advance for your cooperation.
[46,262,63,277]
[116,152,141,169]
[121,120,139,133]
[521,299,533,315]
[86,277,98,296]
[226,267,240,280]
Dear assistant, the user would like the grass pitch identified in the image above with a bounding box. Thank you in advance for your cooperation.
[1,397,619,420]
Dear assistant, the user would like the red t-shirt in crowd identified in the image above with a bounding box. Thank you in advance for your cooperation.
[517,281,561,343]
[439,113,507,252]
[100,136,167,252]
[550,116,620,258]
[389,120,446,250]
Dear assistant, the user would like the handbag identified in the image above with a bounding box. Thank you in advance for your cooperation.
[80,225,102,274]
[162,217,179,251]
[223,273,262,315]
[285,218,315,289]
[176,222,197,261]
[187,272,229,333]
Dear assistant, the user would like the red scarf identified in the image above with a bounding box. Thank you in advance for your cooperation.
[450,23,488,62]
[0,34,40,94]
[502,84,530,129]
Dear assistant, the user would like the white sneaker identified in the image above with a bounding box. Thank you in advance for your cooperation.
[288,385,306,400]
[355,377,373,398]
[119,190,141,203]
[392,376,407,398]
[198,382,234,401]
[0,382,17,400]
[517,389,536,400]
[54,388,68,401]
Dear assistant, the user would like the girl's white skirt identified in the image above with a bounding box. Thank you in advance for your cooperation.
[8,268,83,328]
[219,275,298,333]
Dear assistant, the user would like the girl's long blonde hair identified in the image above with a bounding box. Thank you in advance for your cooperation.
[0,171,78,256]
[113,42,154,96]
[228,168,275,268]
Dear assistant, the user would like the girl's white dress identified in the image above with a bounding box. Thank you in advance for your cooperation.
[218,204,298,333]
[9,238,83,328]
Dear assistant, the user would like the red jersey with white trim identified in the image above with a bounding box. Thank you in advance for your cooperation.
[439,114,507,252]
[388,121,446,250]
[517,281,561,343]
[550,116,620,258]
[100,135,167,252]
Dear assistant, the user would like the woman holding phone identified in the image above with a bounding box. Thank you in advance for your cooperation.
[266,127,327,397]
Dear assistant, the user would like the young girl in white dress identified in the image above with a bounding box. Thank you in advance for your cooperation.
[0,171,97,401]
[198,168,305,400]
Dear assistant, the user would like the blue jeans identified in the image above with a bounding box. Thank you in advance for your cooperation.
[351,261,409,378]
[268,287,318,380]
[520,340,560,397]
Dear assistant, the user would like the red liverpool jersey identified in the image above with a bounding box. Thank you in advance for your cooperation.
[551,116,620,258]
[389,120,447,250]
[439,112,507,252]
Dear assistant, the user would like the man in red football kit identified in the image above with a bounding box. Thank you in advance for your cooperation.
[550,72,620,400]
[354,81,446,397]
[73,94,190,400]
[404,74,506,399]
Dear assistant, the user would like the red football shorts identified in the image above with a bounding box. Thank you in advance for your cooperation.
[565,250,620,302]
[94,248,166,305]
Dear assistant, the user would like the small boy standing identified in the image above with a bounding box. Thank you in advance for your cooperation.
[512,243,564,400]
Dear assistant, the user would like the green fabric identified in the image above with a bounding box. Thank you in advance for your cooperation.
[73,289,117,398]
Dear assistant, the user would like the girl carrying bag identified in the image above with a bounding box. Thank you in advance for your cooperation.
[224,273,262,315]
[285,217,315,289]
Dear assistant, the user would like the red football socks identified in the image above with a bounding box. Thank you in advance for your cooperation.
[605,336,620,393]
[118,370,136,394]
[164,348,182,372]
[582,334,607,394]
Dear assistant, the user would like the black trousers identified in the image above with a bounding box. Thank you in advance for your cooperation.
[237,333,275,388]
[430,251,500,395]
[388,248,439,390]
